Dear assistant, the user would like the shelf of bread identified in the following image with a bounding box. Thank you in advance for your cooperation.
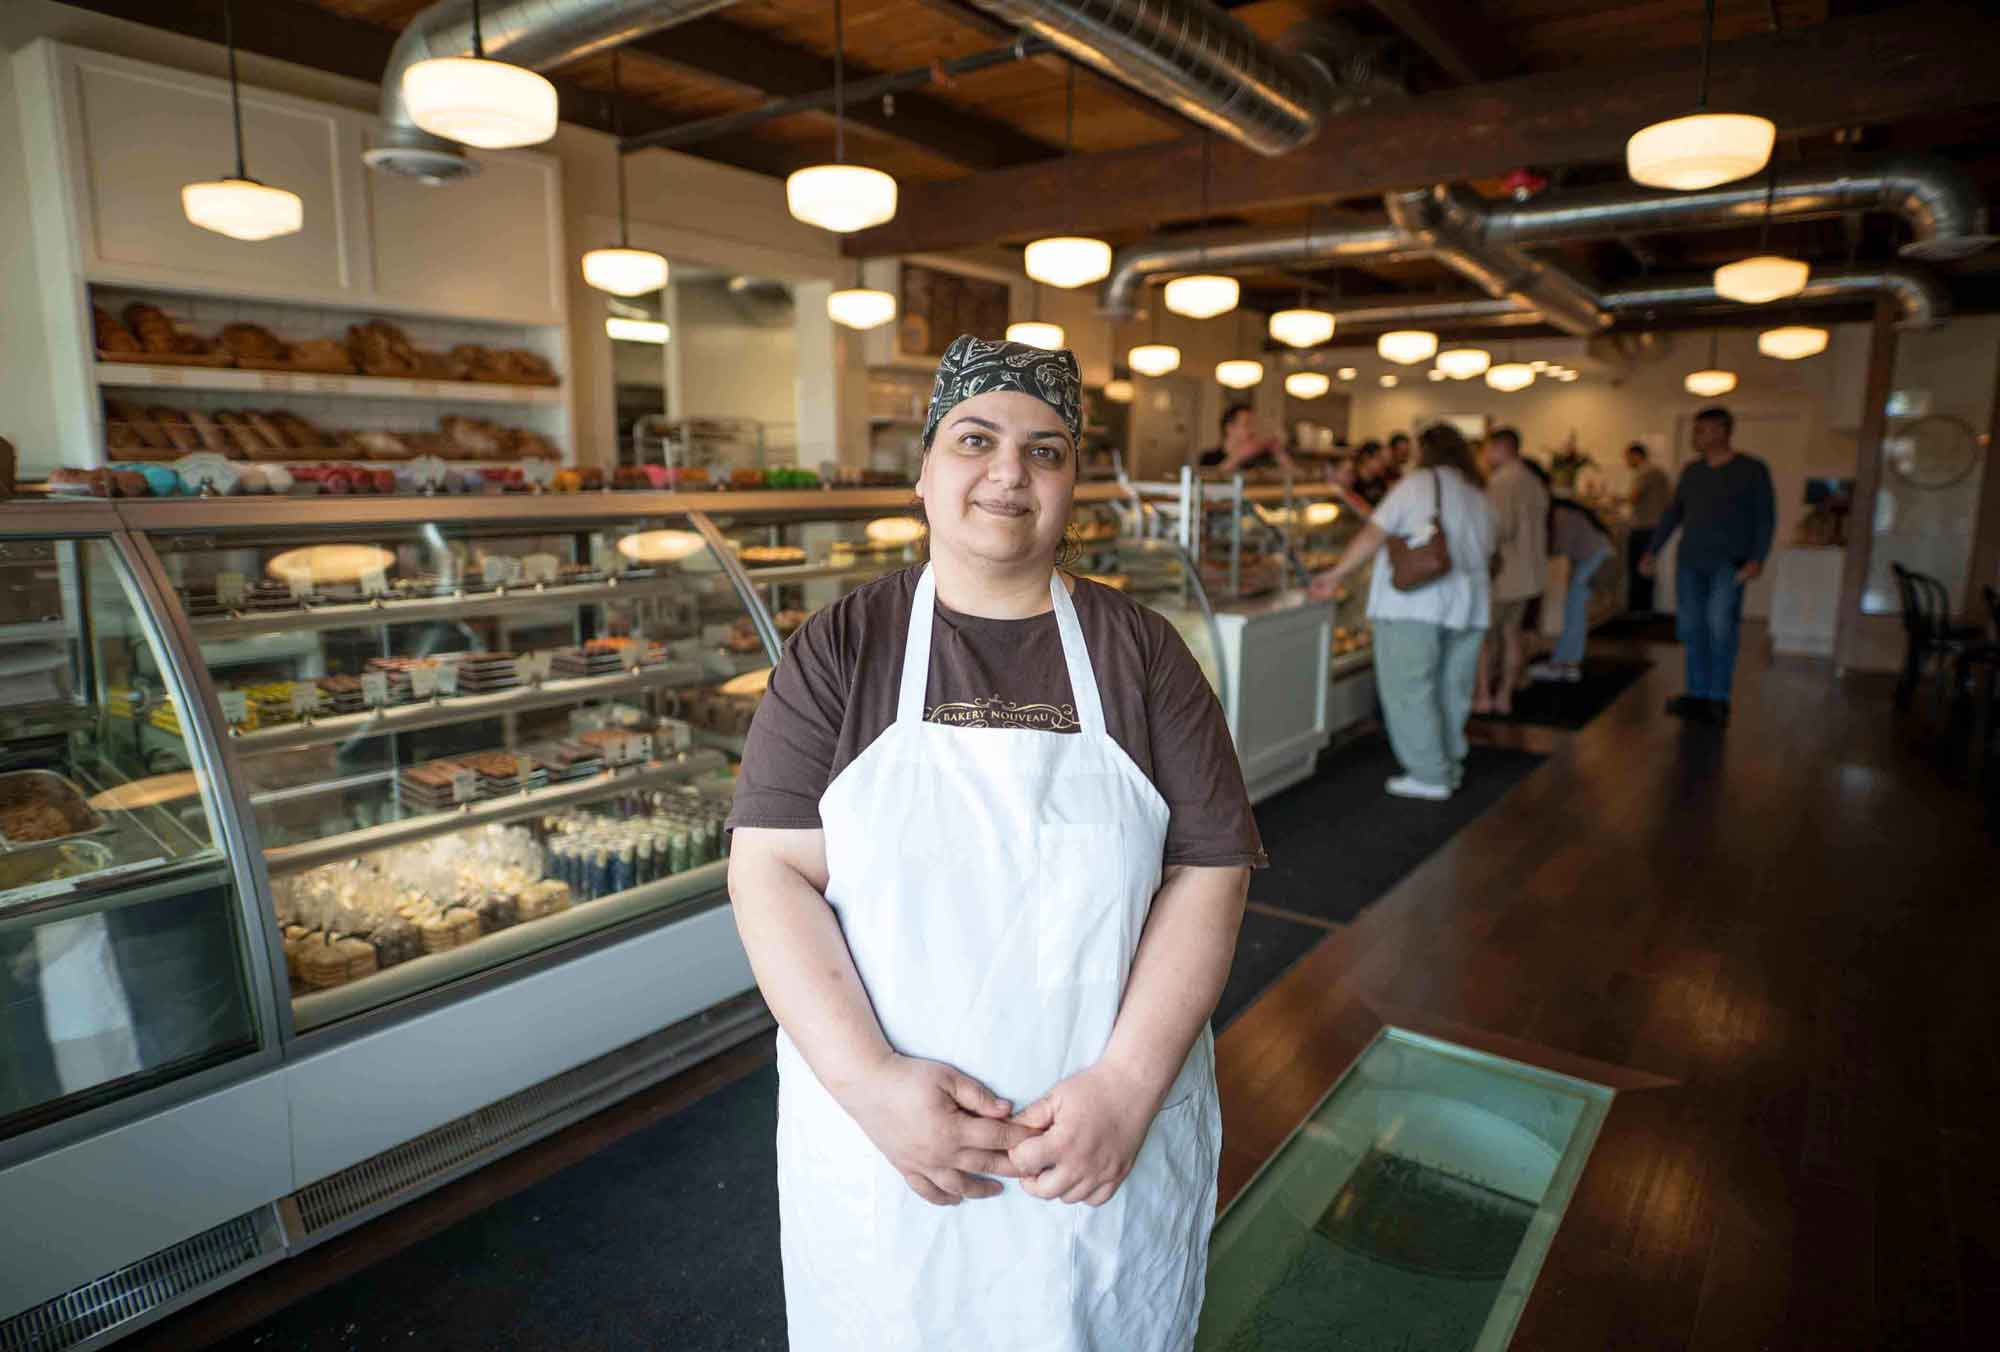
[262,757,712,877]
[226,664,715,754]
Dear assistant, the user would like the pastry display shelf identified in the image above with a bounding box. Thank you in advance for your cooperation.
[184,571,710,642]
[226,667,711,754]
[289,857,728,1030]
[95,362,564,406]
[735,559,909,588]
[262,760,705,877]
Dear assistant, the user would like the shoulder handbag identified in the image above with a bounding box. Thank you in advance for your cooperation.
[1387,470,1454,591]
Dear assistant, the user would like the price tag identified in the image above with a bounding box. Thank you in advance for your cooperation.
[361,671,389,708]
[533,651,554,682]
[152,368,183,386]
[409,663,438,699]
[289,683,320,717]
[515,753,537,783]
[216,571,246,608]
[435,661,461,696]
[656,717,691,752]
[451,768,478,803]
[258,373,290,392]
[481,556,508,588]
[312,377,344,395]
[521,457,557,489]
[631,733,654,763]
[408,455,450,490]
[287,575,315,602]
[220,689,249,725]
[523,553,559,584]
[515,654,538,687]
[592,537,626,576]
[504,556,526,586]
[361,567,389,597]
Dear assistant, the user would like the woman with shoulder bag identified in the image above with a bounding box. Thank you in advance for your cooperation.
[1309,424,1498,800]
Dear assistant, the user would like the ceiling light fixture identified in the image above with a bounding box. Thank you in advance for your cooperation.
[1008,320,1066,350]
[1684,330,1738,395]
[1713,161,1809,304]
[1023,68,1111,288]
[1285,371,1330,399]
[1217,359,1264,389]
[1102,378,1135,403]
[1626,0,1772,189]
[402,0,558,150]
[1269,206,1336,347]
[581,53,669,297]
[181,0,303,241]
[1435,347,1491,380]
[1758,324,1829,360]
[1165,133,1238,320]
[1337,367,1358,381]
[786,0,897,233]
[1426,368,1448,382]
[1486,362,1535,392]
[605,316,669,344]
[1378,373,1399,388]
[1129,292,1181,376]
[827,284,897,330]
[1377,330,1438,365]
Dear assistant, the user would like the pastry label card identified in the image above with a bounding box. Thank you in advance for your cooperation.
[361,567,389,597]
[521,458,557,489]
[481,556,509,588]
[408,455,450,490]
[216,572,247,609]
[289,684,320,718]
[435,661,461,697]
[410,663,439,699]
[361,671,389,708]
[451,768,478,804]
[523,553,560,585]
[219,689,249,725]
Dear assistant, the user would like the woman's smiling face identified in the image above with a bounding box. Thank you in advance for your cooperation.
[917,389,1075,569]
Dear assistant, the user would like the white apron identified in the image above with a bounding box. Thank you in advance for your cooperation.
[776,565,1220,1352]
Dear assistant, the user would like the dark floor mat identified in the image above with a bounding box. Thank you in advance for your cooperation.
[1477,657,1651,730]
[1591,614,1681,644]
[1250,734,1547,925]
[1213,907,1330,1033]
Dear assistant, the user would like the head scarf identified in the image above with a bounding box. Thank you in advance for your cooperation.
[921,334,1083,454]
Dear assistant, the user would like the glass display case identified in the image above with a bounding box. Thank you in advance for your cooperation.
[1,506,265,1143]
[1262,493,1375,674]
[133,498,777,1034]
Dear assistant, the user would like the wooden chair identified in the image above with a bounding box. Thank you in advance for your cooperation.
[1891,563,1982,713]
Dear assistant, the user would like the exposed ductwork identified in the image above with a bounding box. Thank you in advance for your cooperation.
[961,0,1334,156]
[366,0,741,184]
[1099,220,1417,319]
[1385,186,1612,337]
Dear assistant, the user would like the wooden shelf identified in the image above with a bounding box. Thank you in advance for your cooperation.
[96,362,563,407]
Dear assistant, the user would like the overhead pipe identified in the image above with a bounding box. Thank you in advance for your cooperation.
[366,0,742,183]
[1385,186,1612,336]
[962,0,1333,156]
[1099,221,1419,318]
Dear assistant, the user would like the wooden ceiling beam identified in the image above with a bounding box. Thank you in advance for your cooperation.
[846,4,2000,257]
[622,17,1054,172]
[1364,0,1521,83]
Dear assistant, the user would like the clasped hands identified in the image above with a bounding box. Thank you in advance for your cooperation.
[838,1052,1157,1209]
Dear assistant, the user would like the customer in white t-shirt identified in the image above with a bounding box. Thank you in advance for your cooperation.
[1311,424,1498,800]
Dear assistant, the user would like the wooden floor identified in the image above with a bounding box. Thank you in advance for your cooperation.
[1217,629,2000,1351]
[133,626,1997,1351]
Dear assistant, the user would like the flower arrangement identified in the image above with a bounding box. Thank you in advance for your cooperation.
[1547,431,1594,492]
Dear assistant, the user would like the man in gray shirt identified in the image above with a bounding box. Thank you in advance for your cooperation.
[1624,442,1672,615]
[1640,406,1777,723]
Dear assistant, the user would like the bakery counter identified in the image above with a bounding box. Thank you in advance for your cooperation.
[1212,591,1339,803]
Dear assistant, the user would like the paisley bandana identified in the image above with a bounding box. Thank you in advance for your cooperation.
[921,334,1083,454]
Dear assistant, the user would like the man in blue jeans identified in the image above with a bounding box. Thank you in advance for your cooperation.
[1640,406,1776,724]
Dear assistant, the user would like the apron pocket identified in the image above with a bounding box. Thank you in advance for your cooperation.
[1036,823,1131,989]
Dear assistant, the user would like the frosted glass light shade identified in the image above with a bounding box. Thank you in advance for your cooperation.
[1006,321,1065,350]
[1102,379,1135,403]
[1758,324,1829,360]
[1713,254,1810,304]
[1163,274,1239,320]
[1216,359,1264,389]
[180,178,302,241]
[827,288,897,330]
[1554,370,1580,382]
[1486,362,1535,392]
[402,56,558,149]
[605,317,669,344]
[581,247,668,297]
[1378,374,1399,388]
[1627,112,1774,191]
[1337,367,1358,381]
[1426,368,1448,381]
[1435,347,1491,380]
[1685,368,1738,396]
[1128,343,1182,377]
[1024,236,1112,288]
[1377,330,1438,365]
[617,530,708,564]
[1269,308,1336,348]
[785,164,898,233]
[1284,371,1330,398]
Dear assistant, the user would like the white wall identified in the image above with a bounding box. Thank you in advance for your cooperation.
[671,280,797,425]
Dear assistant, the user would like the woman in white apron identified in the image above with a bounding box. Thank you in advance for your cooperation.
[727,334,1264,1351]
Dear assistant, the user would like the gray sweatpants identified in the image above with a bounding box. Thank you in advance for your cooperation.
[1371,619,1487,789]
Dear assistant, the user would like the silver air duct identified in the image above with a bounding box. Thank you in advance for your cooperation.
[1099,220,1418,319]
[1386,186,1611,336]
[367,0,740,183]
[962,0,1333,156]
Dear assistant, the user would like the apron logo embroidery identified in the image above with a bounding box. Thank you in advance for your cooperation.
[926,695,1081,732]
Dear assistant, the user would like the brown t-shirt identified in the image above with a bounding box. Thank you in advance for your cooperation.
[726,568,1267,870]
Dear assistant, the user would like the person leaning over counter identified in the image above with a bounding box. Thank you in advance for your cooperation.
[726,334,1265,1352]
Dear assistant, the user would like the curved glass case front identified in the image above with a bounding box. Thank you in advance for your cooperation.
[143,505,774,1033]
[703,495,929,645]
[1,523,260,1141]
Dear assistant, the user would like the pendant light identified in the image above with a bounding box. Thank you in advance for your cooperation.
[1128,294,1181,377]
[1269,208,1336,347]
[181,0,302,242]
[828,277,897,330]
[1377,330,1438,365]
[1713,160,1808,305]
[1166,134,1238,320]
[1684,331,1737,395]
[581,53,669,297]
[1215,308,1262,389]
[786,0,897,233]
[1435,347,1491,380]
[1102,378,1135,403]
[1487,340,1535,391]
[1007,282,1065,349]
[1337,367,1357,381]
[1627,0,1773,190]
[1378,374,1399,388]
[1426,368,1448,382]
[403,0,558,150]
[1758,324,1828,360]
[1285,371,1330,399]
[1024,68,1111,289]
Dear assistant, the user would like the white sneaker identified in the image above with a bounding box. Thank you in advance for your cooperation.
[1526,660,1566,682]
[1386,775,1452,801]
[1560,664,1584,683]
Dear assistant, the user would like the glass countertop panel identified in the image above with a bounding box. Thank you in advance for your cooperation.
[1199,1030,1613,1352]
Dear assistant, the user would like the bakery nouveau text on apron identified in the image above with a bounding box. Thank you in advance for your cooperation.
[775,565,1220,1352]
